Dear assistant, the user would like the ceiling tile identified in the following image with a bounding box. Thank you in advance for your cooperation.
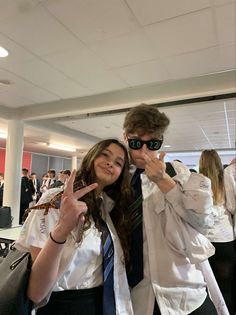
[0,33,36,65]
[126,0,211,25]
[113,59,169,86]
[43,0,140,43]
[45,79,91,99]
[89,31,157,68]
[0,0,39,25]
[214,2,236,44]
[213,0,236,6]
[2,59,69,88]
[1,5,80,56]
[164,46,222,79]
[218,43,236,69]
[145,9,216,57]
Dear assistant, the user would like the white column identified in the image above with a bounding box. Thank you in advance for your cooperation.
[3,120,24,226]
[71,155,77,171]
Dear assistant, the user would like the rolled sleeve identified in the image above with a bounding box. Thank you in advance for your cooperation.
[165,173,214,234]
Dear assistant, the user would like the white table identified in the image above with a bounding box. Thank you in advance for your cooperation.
[0,225,22,243]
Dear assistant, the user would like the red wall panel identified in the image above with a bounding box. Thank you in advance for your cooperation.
[0,148,32,174]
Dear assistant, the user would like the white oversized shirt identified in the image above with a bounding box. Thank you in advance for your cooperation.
[224,163,236,238]
[16,188,133,315]
[131,172,216,315]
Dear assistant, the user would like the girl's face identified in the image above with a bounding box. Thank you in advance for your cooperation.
[94,143,125,190]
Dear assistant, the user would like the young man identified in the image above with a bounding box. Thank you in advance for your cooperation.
[20,168,34,224]
[123,104,218,315]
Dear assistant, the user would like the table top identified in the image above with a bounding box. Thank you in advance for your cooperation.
[0,225,22,242]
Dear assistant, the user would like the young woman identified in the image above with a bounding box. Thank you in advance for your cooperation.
[16,139,133,315]
[199,149,236,315]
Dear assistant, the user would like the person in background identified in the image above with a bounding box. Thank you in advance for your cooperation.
[15,139,133,315]
[123,104,218,315]
[20,168,34,224]
[30,172,41,203]
[49,170,71,189]
[40,173,49,194]
[46,169,56,187]
[199,149,236,314]
[62,169,71,187]
[0,173,4,207]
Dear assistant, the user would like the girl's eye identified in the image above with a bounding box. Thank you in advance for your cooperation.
[115,161,123,167]
[101,152,109,157]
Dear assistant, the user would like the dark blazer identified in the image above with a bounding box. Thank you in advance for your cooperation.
[0,182,4,207]
[20,176,33,205]
[30,178,40,195]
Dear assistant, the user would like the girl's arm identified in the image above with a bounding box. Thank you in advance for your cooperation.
[27,170,97,304]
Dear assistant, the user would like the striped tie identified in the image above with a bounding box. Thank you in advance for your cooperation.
[101,219,116,315]
[127,168,144,288]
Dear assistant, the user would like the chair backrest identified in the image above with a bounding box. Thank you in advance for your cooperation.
[0,206,12,228]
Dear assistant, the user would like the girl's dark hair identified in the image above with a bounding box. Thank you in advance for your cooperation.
[74,138,132,263]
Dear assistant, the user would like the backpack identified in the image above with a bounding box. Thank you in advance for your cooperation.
[165,162,177,178]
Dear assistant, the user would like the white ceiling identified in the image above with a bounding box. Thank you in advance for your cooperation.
[0,0,235,158]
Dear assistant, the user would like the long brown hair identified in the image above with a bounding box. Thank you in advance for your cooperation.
[74,138,132,263]
[199,149,225,205]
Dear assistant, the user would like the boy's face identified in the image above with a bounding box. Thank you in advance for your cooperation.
[124,132,162,169]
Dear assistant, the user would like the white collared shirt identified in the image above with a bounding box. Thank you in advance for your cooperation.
[131,172,216,315]
[16,189,133,315]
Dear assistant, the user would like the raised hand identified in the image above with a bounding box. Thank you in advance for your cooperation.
[143,151,167,184]
[57,170,97,237]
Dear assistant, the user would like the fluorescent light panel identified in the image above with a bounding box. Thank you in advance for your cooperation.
[0,46,9,57]
[48,143,76,152]
[0,132,7,139]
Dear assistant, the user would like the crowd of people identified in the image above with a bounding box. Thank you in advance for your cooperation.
[0,103,235,315]
[18,168,72,224]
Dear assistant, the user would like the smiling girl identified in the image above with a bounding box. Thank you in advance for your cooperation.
[16,139,133,315]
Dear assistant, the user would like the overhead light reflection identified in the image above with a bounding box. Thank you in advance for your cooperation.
[48,143,76,152]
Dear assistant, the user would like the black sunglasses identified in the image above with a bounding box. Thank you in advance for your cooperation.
[128,138,163,151]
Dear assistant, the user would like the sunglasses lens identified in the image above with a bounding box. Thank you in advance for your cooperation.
[147,140,163,150]
[128,139,143,150]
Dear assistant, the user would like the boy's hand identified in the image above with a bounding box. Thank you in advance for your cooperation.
[143,151,168,183]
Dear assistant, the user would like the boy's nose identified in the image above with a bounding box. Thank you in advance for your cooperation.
[140,144,148,152]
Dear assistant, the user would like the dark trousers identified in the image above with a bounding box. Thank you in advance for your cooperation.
[209,240,236,315]
[36,287,103,315]
[19,201,29,224]
[153,294,217,315]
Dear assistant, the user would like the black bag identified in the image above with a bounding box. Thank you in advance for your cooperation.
[0,243,32,315]
[0,206,12,228]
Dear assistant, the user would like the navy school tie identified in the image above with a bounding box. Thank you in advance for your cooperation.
[127,168,144,288]
[100,218,116,315]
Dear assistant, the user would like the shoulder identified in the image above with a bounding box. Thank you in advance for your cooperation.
[171,161,191,176]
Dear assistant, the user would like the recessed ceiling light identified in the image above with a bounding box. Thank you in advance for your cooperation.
[164,145,171,148]
[0,46,9,57]
[48,143,76,152]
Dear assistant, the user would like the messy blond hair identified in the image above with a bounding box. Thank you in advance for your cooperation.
[123,104,170,137]
[199,150,225,205]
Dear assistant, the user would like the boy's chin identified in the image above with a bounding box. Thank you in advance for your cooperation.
[132,159,146,170]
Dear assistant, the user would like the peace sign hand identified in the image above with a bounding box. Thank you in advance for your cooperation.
[56,170,98,239]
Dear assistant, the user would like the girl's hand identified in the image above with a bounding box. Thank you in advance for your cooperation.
[56,170,97,237]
